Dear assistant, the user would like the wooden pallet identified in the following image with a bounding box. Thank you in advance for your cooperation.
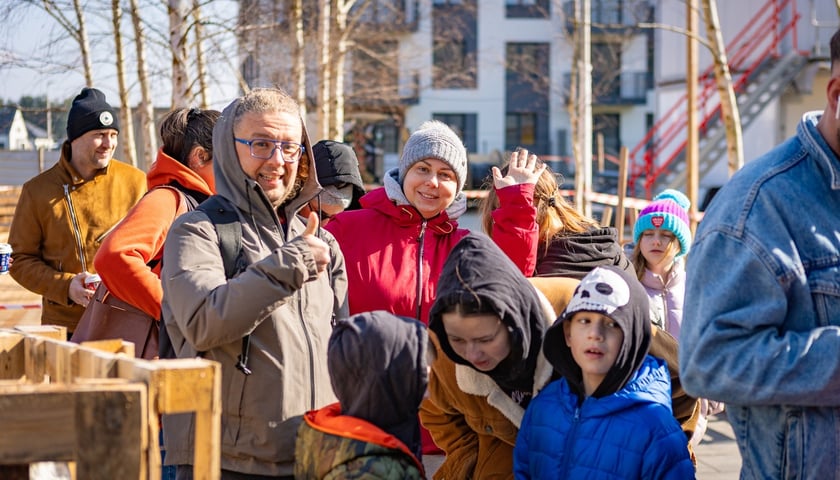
[0,325,221,480]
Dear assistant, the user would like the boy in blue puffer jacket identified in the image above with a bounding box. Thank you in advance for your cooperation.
[514,265,695,479]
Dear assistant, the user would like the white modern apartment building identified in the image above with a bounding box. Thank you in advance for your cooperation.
[240,0,838,200]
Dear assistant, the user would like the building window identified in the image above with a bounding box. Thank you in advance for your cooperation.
[433,0,477,89]
[351,41,399,101]
[506,0,549,18]
[433,39,476,89]
[505,113,537,148]
[592,42,621,102]
[433,113,477,153]
[505,42,549,153]
[593,113,621,160]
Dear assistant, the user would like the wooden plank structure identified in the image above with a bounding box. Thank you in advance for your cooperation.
[0,325,221,480]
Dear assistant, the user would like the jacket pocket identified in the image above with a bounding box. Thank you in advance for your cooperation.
[809,267,840,327]
[221,362,247,446]
[781,409,804,480]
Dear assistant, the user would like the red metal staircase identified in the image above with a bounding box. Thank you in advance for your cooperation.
[627,0,806,198]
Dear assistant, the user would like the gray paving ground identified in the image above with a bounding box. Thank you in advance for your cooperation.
[695,412,742,479]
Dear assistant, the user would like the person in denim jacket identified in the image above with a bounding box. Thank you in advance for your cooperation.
[680,28,840,479]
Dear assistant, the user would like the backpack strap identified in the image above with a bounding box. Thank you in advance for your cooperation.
[198,196,244,279]
[197,195,251,375]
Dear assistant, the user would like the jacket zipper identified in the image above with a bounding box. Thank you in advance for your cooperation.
[63,184,87,272]
[560,406,581,474]
[299,292,316,409]
[415,220,428,322]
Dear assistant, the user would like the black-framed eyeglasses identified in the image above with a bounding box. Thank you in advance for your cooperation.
[234,137,305,162]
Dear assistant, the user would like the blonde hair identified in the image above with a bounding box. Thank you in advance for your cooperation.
[479,161,599,253]
[630,233,681,281]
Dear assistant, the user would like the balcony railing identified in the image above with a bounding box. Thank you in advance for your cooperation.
[562,0,654,33]
[563,71,652,105]
[352,0,419,33]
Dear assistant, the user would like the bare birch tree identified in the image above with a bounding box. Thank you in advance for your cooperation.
[701,0,743,175]
[292,0,306,115]
[129,0,157,170]
[33,0,95,86]
[168,0,191,108]
[318,0,332,140]
[193,0,210,109]
[111,0,138,167]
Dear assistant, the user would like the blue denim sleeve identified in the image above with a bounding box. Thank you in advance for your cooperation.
[680,228,840,406]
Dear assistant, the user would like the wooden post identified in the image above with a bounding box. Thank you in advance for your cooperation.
[616,146,629,244]
[600,206,613,228]
[0,383,146,480]
[686,0,700,234]
[597,133,605,172]
[0,329,222,480]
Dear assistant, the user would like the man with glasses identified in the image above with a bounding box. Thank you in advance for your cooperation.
[299,139,366,225]
[160,88,348,479]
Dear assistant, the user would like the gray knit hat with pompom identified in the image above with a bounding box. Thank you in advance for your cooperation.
[398,120,468,194]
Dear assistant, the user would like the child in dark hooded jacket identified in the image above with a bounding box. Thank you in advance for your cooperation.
[294,310,429,479]
[421,233,560,479]
[514,265,695,479]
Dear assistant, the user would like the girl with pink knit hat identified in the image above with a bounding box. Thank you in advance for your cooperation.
[631,189,692,336]
[631,189,723,447]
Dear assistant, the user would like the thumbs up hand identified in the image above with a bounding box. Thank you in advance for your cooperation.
[301,211,330,274]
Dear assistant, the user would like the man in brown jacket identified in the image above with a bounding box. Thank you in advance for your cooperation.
[8,87,146,334]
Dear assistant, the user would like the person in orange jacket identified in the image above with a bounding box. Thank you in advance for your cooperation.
[94,107,219,319]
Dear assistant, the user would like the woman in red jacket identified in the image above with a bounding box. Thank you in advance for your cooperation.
[94,107,219,320]
[326,121,542,460]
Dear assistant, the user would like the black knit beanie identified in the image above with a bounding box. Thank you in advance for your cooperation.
[66,87,120,142]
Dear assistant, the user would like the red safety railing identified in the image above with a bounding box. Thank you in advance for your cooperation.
[627,0,802,198]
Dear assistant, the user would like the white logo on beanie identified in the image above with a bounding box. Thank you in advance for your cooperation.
[99,111,114,126]
[566,268,630,315]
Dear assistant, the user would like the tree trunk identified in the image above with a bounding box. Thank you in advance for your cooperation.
[193,0,210,110]
[168,0,191,108]
[130,0,157,170]
[319,0,332,140]
[331,0,358,141]
[36,0,95,86]
[111,0,138,167]
[568,1,582,210]
[71,0,94,86]
[702,0,743,176]
[292,0,307,116]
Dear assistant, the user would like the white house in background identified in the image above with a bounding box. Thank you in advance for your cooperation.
[0,106,32,150]
[25,121,56,150]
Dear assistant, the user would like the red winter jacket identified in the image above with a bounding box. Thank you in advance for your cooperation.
[325,187,470,325]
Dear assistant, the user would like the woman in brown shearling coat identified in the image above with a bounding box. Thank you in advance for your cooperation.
[421,235,700,479]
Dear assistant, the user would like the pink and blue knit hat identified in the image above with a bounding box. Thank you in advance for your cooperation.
[633,189,692,258]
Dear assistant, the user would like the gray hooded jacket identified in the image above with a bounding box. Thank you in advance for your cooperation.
[160,96,348,476]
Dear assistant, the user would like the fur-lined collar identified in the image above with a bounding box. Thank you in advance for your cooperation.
[453,288,557,428]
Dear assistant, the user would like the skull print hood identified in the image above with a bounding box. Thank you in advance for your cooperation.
[543,265,651,399]
[429,233,547,393]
